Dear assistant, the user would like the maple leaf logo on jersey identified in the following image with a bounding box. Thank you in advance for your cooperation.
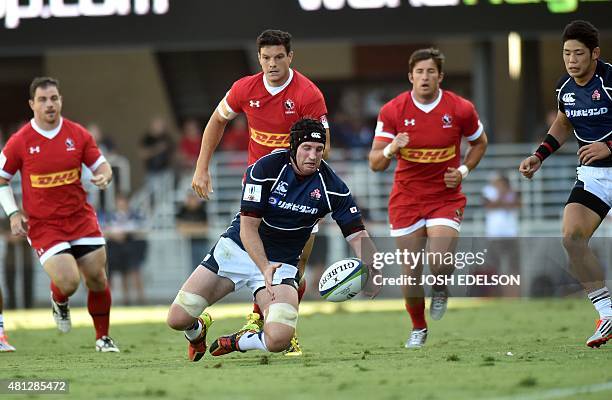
[65,138,75,151]
[592,90,601,101]
[284,99,295,111]
[442,114,453,128]
[310,188,321,200]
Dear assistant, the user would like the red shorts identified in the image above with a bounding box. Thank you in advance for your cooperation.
[27,208,105,265]
[388,185,466,237]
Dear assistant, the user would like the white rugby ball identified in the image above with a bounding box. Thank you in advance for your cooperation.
[319,258,366,302]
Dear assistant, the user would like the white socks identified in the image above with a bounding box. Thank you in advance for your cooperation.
[0,314,4,336]
[184,319,202,341]
[237,330,268,352]
[588,287,612,318]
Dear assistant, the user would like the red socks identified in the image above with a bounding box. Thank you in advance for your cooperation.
[88,286,112,339]
[50,281,69,304]
[405,299,427,330]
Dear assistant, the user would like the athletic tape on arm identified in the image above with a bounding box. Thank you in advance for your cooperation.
[172,290,209,318]
[0,184,19,217]
[266,303,298,328]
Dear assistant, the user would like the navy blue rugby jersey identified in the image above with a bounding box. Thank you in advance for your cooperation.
[556,59,612,167]
[222,150,363,266]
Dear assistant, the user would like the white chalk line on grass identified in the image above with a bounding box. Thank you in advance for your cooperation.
[489,381,612,400]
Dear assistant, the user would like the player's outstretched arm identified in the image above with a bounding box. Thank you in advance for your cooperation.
[240,214,280,300]
[519,111,572,179]
[347,230,381,298]
[0,178,27,237]
[192,109,230,200]
[369,133,409,172]
[90,162,113,190]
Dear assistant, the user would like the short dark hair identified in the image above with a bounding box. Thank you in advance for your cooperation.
[409,48,445,74]
[257,30,292,54]
[562,20,599,52]
[29,77,60,99]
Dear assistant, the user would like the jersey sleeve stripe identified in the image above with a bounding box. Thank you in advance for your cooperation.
[223,94,237,115]
[598,77,612,101]
[0,170,13,180]
[318,173,332,210]
[249,161,285,183]
[374,132,395,140]
[87,155,107,171]
[345,229,366,242]
[465,121,483,142]
[327,190,351,196]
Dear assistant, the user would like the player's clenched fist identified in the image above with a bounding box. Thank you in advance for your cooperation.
[389,132,410,154]
[443,167,462,188]
[192,169,213,201]
[9,212,28,237]
[518,155,542,179]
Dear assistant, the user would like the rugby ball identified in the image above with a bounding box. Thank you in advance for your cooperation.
[319,258,366,302]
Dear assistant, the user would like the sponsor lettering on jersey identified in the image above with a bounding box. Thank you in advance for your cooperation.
[399,145,456,163]
[565,107,608,118]
[250,128,290,147]
[30,168,80,188]
[276,200,318,214]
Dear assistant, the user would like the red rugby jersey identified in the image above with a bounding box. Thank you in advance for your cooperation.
[224,69,328,165]
[0,118,105,220]
[374,90,482,196]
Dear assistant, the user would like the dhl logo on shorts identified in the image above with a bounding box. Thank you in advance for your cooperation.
[399,145,456,163]
[250,128,290,147]
[30,168,80,188]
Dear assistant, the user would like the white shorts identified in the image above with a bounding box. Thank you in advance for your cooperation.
[576,166,612,207]
[201,237,299,295]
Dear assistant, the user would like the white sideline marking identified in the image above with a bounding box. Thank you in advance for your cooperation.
[490,381,612,400]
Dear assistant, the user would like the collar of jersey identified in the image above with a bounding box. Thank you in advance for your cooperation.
[31,117,63,139]
[411,89,443,113]
[263,68,294,96]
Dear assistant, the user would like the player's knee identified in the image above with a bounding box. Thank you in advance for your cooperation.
[562,229,589,253]
[167,304,193,330]
[169,290,209,329]
[263,329,293,352]
[84,270,107,291]
[264,303,298,352]
[55,278,80,296]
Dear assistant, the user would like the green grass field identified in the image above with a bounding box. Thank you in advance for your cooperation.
[1,299,611,400]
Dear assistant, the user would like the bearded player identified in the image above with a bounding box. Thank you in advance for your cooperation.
[0,77,118,352]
